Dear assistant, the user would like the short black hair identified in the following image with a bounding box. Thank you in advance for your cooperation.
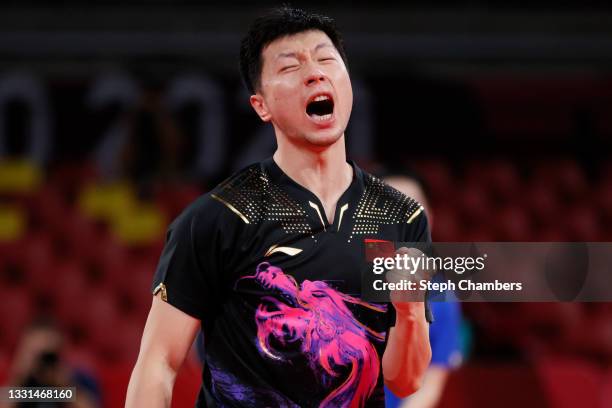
[239,6,348,94]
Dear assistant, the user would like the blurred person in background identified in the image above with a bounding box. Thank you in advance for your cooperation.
[92,77,188,191]
[119,80,186,189]
[380,168,464,408]
[3,318,101,408]
[127,6,432,407]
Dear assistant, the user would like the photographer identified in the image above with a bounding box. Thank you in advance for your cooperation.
[4,318,100,408]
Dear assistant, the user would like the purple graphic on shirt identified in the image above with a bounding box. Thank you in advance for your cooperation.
[208,361,300,407]
[238,262,387,408]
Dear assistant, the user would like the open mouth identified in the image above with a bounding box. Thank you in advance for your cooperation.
[306,93,334,122]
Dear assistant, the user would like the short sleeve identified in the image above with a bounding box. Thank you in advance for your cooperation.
[150,197,222,321]
[408,210,435,323]
[406,209,432,246]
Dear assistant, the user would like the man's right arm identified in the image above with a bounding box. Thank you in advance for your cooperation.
[125,293,201,408]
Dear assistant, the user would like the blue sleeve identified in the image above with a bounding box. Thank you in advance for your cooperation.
[429,301,463,368]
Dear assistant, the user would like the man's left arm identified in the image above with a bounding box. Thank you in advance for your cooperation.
[382,286,432,397]
[382,212,433,397]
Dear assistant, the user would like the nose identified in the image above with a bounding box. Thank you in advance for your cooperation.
[304,70,327,86]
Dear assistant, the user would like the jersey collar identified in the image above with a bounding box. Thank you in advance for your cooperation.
[261,156,365,232]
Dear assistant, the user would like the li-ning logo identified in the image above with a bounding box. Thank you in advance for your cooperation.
[264,244,303,257]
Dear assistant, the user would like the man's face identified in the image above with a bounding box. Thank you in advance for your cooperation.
[251,29,353,149]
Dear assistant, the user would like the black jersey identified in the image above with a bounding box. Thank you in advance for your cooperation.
[151,157,430,408]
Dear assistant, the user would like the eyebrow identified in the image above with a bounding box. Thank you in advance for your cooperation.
[314,42,333,52]
[275,42,334,60]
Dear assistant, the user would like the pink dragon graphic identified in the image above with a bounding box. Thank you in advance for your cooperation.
[238,262,387,408]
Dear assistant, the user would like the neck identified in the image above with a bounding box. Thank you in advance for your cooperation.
[274,134,350,190]
[273,134,353,223]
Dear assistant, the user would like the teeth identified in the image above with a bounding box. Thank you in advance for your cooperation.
[313,95,330,102]
[311,113,332,121]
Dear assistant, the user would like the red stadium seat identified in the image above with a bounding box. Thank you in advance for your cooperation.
[431,205,462,242]
[555,160,589,199]
[0,288,33,351]
[533,159,588,201]
[88,235,129,284]
[20,232,56,291]
[526,181,561,229]
[62,211,103,260]
[25,185,67,232]
[536,358,603,408]
[602,370,612,407]
[601,160,612,181]
[457,180,492,224]
[52,260,91,326]
[460,226,496,242]
[495,206,532,241]
[485,159,521,201]
[438,362,549,408]
[462,303,531,348]
[559,304,612,365]
[0,352,9,384]
[564,204,601,241]
[598,179,612,213]
[82,289,124,361]
[48,162,98,193]
[533,226,567,242]
[115,259,156,320]
[470,77,599,139]
[464,159,520,202]
[112,317,145,363]
[513,303,583,356]
[410,159,454,202]
[596,179,612,240]
[1,233,53,288]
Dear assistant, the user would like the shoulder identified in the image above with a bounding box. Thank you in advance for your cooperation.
[359,170,425,225]
[206,161,274,225]
[170,162,265,233]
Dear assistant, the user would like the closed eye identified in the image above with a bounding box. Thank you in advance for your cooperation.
[280,65,299,73]
[319,57,335,62]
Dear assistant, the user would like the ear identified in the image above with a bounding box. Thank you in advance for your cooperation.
[250,94,272,122]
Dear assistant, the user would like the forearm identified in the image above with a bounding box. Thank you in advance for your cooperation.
[399,366,449,408]
[125,295,201,407]
[383,302,431,398]
[125,357,177,408]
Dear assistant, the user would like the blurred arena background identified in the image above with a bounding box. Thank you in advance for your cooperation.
[1,1,612,407]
